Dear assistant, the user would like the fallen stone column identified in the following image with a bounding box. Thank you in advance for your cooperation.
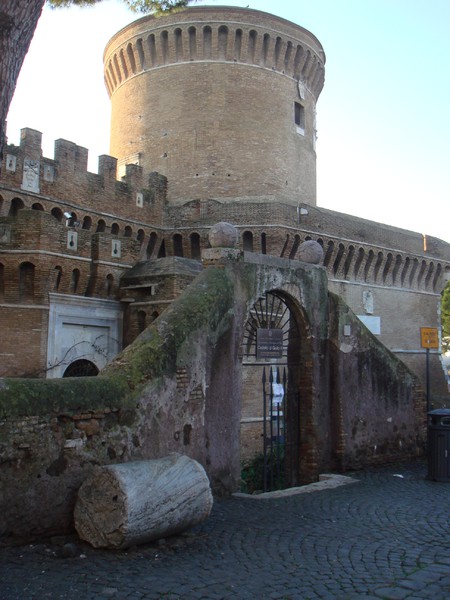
[74,454,213,549]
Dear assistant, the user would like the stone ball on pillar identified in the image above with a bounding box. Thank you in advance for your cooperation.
[208,222,239,248]
[298,240,324,264]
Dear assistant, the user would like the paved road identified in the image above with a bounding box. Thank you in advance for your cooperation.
[1,459,449,600]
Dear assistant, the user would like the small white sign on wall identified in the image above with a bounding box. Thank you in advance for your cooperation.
[67,231,78,250]
[112,240,121,258]
[6,154,16,172]
[22,159,40,193]
[357,315,381,335]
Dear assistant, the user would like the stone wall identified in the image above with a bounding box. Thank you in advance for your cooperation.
[0,254,427,542]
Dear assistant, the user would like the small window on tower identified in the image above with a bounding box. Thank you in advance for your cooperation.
[294,102,305,135]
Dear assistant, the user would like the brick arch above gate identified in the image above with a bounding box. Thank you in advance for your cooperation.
[240,285,320,487]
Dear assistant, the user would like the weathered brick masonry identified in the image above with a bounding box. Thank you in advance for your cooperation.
[0,6,448,542]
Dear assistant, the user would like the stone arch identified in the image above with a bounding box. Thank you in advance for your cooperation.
[188,26,197,59]
[137,229,145,245]
[31,202,44,211]
[234,28,242,60]
[70,269,80,294]
[353,247,365,280]
[401,256,410,287]
[96,219,106,233]
[260,232,267,255]
[424,262,434,290]
[240,285,317,489]
[392,254,402,286]
[136,38,146,70]
[332,244,345,276]
[373,252,384,283]
[174,27,183,61]
[218,25,228,59]
[323,240,334,269]
[19,261,35,302]
[63,360,99,377]
[409,258,419,287]
[382,253,393,285]
[146,33,157,67]
[243,230,254,252]
[82,216,92,230]
[343,245,355,280]
[51,207,63,222]
[203,26,212,59]
[9,198,24,216]
[127,42,137,74]
[417,260,427,288]
[289,235,301,259]
[432,263,442,293]
[190,232,201,260]
[173,233,184,257]
[364,250,375,282]
[147,232,158,258]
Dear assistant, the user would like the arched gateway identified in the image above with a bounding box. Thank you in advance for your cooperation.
[240,290,314,492]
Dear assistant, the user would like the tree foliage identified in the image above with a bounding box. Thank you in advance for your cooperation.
[47,0,193,14]
[0,0,195,168]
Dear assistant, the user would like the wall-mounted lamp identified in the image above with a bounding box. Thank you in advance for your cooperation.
[64,212,79,228]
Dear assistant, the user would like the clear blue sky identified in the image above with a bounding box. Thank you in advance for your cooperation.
[6,0,450,243]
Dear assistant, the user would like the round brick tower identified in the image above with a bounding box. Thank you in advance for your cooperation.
[104,6,325,207]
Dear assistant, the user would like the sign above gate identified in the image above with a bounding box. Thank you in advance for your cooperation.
[256,328,284,360]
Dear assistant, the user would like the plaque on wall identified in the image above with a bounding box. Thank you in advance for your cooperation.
[67,231,78,250]
[112,240,121,258]
[256,328,283,360]
[0,224,11,244]
[44,164,55,182]
[6,154,16,172]
[22,159,40,193]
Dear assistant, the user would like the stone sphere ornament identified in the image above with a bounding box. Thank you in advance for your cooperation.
[208,222,239,248]
[298,240,324,264]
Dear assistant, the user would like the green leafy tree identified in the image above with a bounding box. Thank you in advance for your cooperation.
[0,0,195,169]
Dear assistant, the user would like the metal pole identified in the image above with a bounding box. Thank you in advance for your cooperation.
[426,347,430,414]
[262,367,268,492]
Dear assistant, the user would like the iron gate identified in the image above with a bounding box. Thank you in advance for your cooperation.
[242,291,301,492]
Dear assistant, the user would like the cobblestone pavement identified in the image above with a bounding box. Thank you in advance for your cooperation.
[1,459,449,600]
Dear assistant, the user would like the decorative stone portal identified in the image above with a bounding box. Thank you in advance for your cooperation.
[240,290,313,492]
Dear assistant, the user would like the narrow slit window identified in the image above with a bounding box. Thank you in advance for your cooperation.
[294,102,305,134]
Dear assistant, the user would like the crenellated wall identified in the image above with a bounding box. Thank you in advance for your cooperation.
[1,128,167,231]
[1,5,449,400]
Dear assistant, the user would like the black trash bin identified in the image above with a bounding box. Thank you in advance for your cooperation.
[427,408,450,482]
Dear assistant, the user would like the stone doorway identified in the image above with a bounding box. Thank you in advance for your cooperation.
[240,290,307,492]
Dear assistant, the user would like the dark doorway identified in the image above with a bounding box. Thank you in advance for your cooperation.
[63,360,99,377]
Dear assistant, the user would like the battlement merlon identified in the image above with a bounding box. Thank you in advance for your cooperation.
[2,127,167,220]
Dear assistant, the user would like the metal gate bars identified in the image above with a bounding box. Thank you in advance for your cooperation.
[262,365,288,492]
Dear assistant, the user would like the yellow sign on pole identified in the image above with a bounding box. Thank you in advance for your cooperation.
[420,327,439,349]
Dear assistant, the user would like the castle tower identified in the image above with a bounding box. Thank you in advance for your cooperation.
[104,6,325,207]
